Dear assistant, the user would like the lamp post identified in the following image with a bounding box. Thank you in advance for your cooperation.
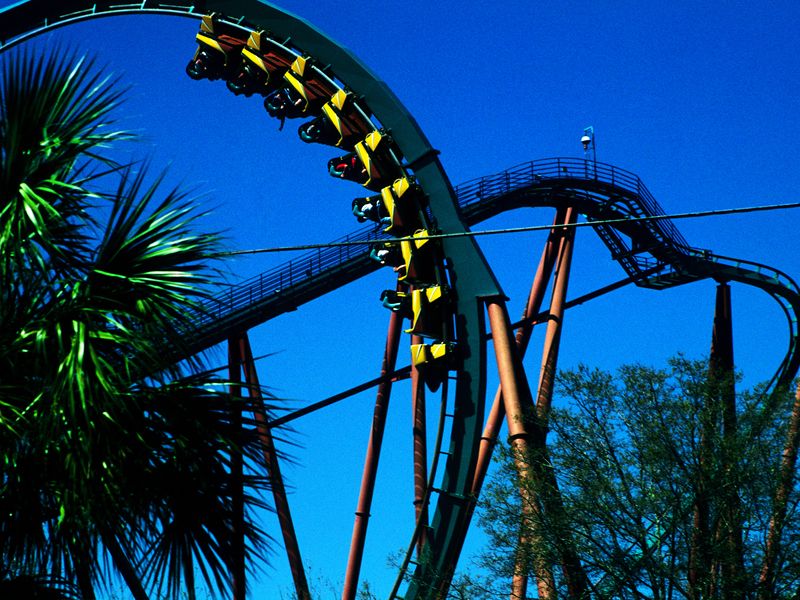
[581,126,596,178]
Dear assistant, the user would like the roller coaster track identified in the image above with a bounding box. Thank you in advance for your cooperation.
[2,2,799,599]
[192,157,800,392]
[2,3,502,598]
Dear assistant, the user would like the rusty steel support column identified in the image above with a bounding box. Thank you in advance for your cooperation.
[471,208,568,497]
[535,206,577,419]
[528,206,590,599]
[342,310,404,600]
[237,334,311,600]
[486,300,555,600]
[410,333,429,555]
[502,206,581,600]
[227,338,246,600]
[710,281,734,374]
[458,210,568,598]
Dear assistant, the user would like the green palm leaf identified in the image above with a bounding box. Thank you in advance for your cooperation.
[0,48,130,280]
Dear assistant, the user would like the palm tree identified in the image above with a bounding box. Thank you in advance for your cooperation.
[0,50,273,599]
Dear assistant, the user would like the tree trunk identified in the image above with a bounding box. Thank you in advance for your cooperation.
[758,382,800,599]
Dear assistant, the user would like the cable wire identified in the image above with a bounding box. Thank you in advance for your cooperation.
[216,200,800,257]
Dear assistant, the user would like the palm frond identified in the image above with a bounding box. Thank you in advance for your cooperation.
[91,165,220,314]
[0,48,131,280]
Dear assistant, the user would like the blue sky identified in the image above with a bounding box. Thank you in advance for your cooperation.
[2,0,800,597]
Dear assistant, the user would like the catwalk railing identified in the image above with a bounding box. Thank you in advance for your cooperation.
[187,158,695,351]
[454,157,692,252]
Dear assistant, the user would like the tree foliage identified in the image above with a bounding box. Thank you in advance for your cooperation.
[479,357,800,599]
[0,50,275,599]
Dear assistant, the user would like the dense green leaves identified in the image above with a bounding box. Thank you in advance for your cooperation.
[1,50,274,599]
[479,358,800,599]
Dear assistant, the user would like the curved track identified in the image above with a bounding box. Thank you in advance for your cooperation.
[2,3,799,599]
[192,157,800,393]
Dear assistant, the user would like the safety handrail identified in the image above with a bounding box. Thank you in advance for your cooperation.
[190,157,695,340]
[192,224,388,330]
[183,157,800,397]
[454,157,692,251]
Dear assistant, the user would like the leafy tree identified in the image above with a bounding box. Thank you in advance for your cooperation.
[478,357,800,599]
[0,50,274,598]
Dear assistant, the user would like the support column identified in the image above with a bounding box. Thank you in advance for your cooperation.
[528,207,589,599]
[710,281,734,371]
[410,333,429,554]
[710,282,736,450]
[486,300,555,600]
[237,334,311,600]
[535,206,577,419]
[456,209,569,600]
[493,205,586,600]
[472,208,569,498]
[227,338,246,600]
[342,310,404,600]
[759,381,800,600]
[710,282,744,597]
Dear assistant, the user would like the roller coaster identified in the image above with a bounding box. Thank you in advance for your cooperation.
[1,2,798,599]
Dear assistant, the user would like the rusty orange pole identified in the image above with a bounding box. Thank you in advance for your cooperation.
[486,300,555,600]
[342,310,404,600]
[490,207,580,600]
[410,333,429,554]
[472,208,568,496]
[238,334,311,600]
[759,380,800,600]
[709,281,744,597]
[535,206,577,419]
[530,206,590,600]
[456,210,568,599]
